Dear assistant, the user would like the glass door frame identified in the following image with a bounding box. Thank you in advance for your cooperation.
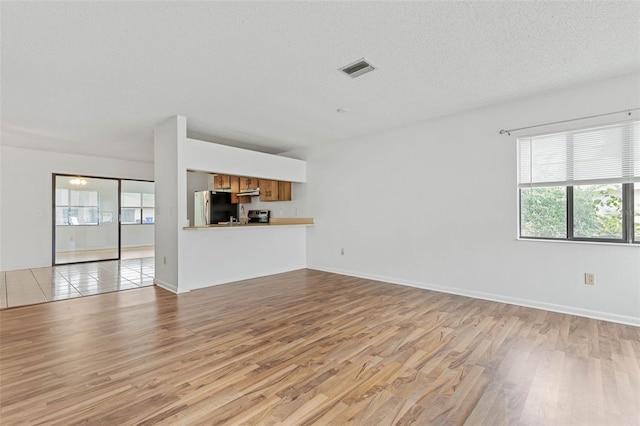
[52,174,155,266]
[52,173,121,265]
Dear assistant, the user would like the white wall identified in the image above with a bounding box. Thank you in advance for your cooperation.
[183,137,306,183]
[0,145,153,270]
[295,72,640,325]
[182,226,306,289]
[121,226,154,248]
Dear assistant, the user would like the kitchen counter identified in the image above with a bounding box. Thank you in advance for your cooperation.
[183,217,314,230]
[181,219,309,292]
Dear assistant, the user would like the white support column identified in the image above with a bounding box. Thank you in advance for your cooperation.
[153,115,187,293]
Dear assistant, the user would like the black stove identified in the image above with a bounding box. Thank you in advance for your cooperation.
[247,209,270,223]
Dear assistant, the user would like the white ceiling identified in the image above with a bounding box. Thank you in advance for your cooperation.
[2,1,639,162]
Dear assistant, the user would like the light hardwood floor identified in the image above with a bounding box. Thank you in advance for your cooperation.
[1,269,638,425]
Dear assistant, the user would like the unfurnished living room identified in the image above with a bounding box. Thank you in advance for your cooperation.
[1,1,639,425]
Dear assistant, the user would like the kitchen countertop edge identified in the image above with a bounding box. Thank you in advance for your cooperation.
[183,223,314,230]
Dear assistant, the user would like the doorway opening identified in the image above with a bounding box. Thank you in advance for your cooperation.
[53,174,155,265]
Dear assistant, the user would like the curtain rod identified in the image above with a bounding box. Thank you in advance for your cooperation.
[499,107,639,136]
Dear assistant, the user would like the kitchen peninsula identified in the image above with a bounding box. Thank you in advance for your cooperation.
[183,217,314,230]
[154,116,309,294]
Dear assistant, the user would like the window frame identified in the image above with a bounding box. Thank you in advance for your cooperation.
[517,120,638,245]
[519,183,636,245]
[55,188,100,226]
[518,186,568,241]
[630,182,639,244]
[120,192,155,225]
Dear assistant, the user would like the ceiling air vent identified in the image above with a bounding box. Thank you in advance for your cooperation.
[339,58,376,78]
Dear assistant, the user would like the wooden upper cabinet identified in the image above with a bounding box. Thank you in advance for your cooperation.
[209,174,291,203]
[259,179,279,201]
[278,181,292,201]
[259,179,292,202]
[229,176,240,203]
[239,177,259,191]
[213,174,231,190]
[230,176,239,193]
[213,174,241,203]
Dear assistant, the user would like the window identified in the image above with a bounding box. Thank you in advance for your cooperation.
[55,189,99,225]
[573,184,623,239]
[520,186,567,238]
[121,192,155,224]
[633,183,640,243]
[518,120,639,244]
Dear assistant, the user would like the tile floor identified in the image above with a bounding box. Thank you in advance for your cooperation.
[0,257,155,309]
[55,246,155,264]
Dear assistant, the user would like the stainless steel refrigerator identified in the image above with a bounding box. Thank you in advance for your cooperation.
[194,191,237,226]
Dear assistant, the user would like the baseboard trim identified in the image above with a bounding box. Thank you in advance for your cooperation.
[154,278,180,294]
[308,265,640,327]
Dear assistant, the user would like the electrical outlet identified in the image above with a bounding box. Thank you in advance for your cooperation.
[340,248,344,255]
[584,273,595,285]
[163,256,167,265]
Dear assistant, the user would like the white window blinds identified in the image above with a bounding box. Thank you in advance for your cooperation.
[517,120,639,188]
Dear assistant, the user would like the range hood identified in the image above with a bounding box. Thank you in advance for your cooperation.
[237,188,260,197]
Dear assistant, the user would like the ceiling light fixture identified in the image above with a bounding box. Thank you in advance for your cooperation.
[70,178,87,186]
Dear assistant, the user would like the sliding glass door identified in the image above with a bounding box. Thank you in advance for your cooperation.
[120,180,155,260]
[53,175,120,264]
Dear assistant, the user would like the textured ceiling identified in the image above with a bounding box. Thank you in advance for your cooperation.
[1,1,639,162]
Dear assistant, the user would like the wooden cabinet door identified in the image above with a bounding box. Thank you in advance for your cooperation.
[239,177,251,191]
[230,176,240,203]
[256,180,292,201]
[277,181,292,201]
[259,179,279,201]
[213,174,231,190]
[230,176,239,193]
[239,177,259,191]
